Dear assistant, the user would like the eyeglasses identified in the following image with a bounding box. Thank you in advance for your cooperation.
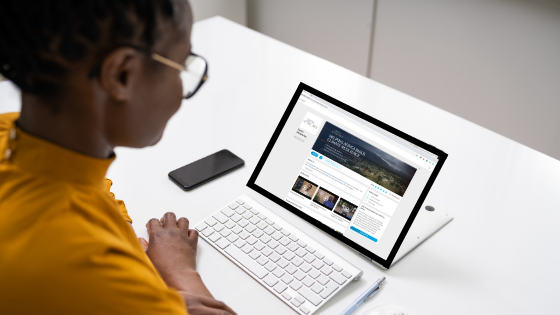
[89,47,208,99]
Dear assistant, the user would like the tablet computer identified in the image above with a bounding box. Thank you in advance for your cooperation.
[247,83,447,269]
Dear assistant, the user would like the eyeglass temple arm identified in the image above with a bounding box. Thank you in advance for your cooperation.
[151,53,187,71]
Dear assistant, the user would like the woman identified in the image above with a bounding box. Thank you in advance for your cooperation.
[0,1,235,314]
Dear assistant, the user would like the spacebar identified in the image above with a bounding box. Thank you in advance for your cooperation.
[225,245,269,279]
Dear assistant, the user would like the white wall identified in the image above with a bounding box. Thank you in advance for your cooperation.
[247,0,375,76]
[190,0,247,25]
[370,0,560,160]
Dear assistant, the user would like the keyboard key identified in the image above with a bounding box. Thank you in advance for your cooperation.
[297,240,307,248]
[280,229,291,236]
[277,258,289,268]
[323,257,333,266]
[246,235,258,245]
[220,207,235,217]
[245,224,257,233]
[265,218,275,225]
[252,229,264,238]
[288,234,299,242]
[224,220,236,229]
[235,207,246,215]
[284,251,296,261]
[256,256,268,266]
[241,243,253,254]
[294,270,306,281]
[302,276,315,287]
[282,292,292,300]
[281,274,293,284]
[234,239,245,248]
[226,234,238,243]
[341,270,352,279]
[196,223,208,231]
[314,251,325,260]
[271,231,283,241]
[287,242,298,252]
[300,263,312,273]
[269,252,281,263]
[264,261,277,272]
[292,257,304,267]
[311,260,324,270]
[267,240,279,249]
[219,229,231,237]
[279,237,290,246]
[260,234,272,243]
[242,212,253,220]
[290,297,303,307]
[230,214,242,222]
[228,202,239,210]
[215,238,230,249]
[263,274,278,287]
[272,222,283,231]
[273,282,288,294]
[317,274,330,286]
[249,207,258,214]
[237,219,249,228]
[249,250,261,260]
[204,217,217,227]
[289,280,303,291]
[238,231,250,240]
[213,224,224,232]
[275,246,287,255]
[299,287,323,306]
[253,242,265,251]
[257,213,267,220]
[295,248,307,257]
[332,264,342,272]
[231,225,243,234]
[319,282,339,299]
[303,253,316,264]
[264,226,276,235]
[201,228,215,237]
[299,305,310,314]
[272,268,285,278]
[305,246,316,254]
[310,282,324,294]
[308,268,321,279]
[320,266,333,276]
[329,272,347,285]
[285,264,298,275]
[249,216,261,225]
[261,247,273,257]
[212,212,229,224]
[245,204,254,210]
[236,199,244,205]
[256,221,268,230]
[225,245,268,279]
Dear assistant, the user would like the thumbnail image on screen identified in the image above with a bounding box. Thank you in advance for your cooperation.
[312,122,417,197]
[312,187,339,210]
[333,199,358,221]
[291,176,319,199]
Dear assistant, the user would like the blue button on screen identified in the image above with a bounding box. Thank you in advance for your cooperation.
[350,226,378,242]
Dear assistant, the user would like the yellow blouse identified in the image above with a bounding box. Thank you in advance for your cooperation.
[0,113,187,315]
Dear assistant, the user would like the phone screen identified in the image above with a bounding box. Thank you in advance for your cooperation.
[168,149,244,190]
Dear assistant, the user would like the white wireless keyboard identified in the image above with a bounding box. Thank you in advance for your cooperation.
[196,194,363,314]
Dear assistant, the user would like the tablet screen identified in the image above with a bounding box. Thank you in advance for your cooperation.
[248,83,446,268]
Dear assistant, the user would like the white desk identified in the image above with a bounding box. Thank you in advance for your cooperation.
[2,16,559,315]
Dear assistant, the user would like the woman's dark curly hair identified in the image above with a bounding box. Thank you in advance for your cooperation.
[0,0,181,96]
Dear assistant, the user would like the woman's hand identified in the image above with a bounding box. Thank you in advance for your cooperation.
[179,292,237,315]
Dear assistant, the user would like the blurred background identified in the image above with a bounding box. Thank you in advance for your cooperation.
[3,0,559,160]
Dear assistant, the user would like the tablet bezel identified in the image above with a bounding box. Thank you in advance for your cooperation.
[247,82,447,269]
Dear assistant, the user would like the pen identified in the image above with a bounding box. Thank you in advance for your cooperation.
[339,276,386,315]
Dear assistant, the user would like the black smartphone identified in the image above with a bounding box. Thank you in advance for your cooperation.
[168,149,244,191]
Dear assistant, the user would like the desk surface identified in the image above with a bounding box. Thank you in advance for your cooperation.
[1,16,559,315]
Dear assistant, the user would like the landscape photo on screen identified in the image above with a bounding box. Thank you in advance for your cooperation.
[312,187,339,210]
[311,122,417,197]
[333,198,358,221]
[291,176,319,199]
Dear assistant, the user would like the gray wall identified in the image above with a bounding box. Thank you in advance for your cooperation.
[246,0,560,161]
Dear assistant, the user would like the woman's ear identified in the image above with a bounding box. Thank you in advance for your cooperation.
[98,47,142,102]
